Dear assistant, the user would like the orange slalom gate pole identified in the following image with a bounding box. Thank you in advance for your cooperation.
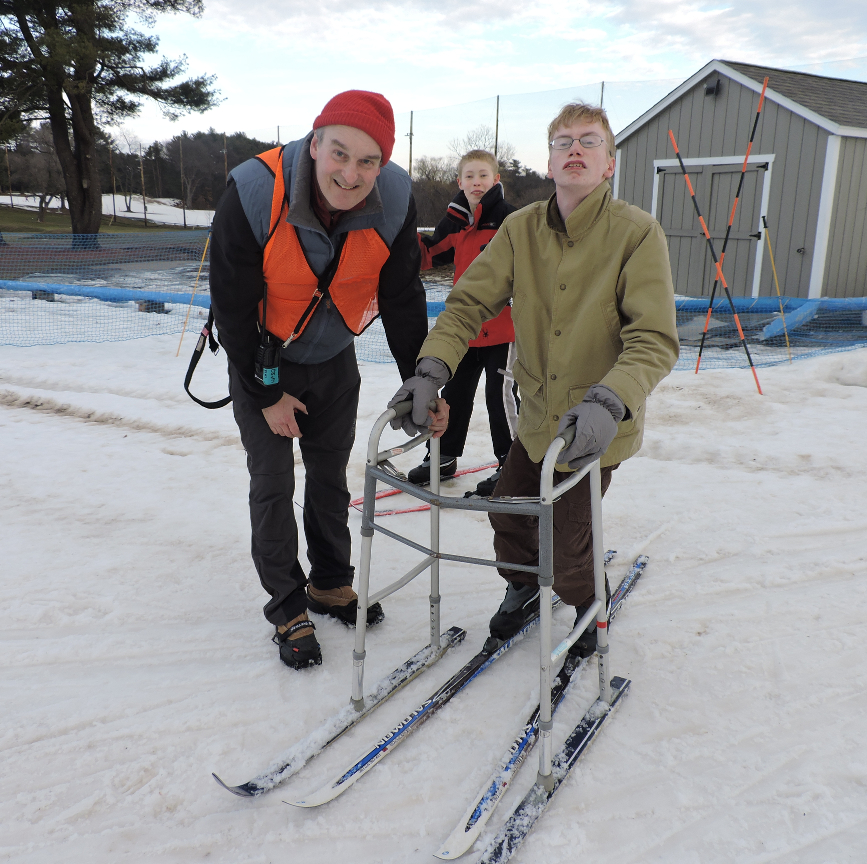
[668,129,763,395]
[695,76,769,373]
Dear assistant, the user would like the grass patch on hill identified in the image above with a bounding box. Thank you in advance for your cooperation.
[0,204,197,234]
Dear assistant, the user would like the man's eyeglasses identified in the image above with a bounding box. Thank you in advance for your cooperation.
[549,134,606,151]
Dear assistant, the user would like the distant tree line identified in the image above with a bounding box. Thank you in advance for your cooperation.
[1,119,553,226]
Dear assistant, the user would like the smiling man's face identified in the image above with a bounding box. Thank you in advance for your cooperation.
[310,125,382,212]
[547,119,615,206]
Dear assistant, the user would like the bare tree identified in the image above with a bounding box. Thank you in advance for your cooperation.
[10,122,65,221]
[413,155,458,183]
[448,125,516,165]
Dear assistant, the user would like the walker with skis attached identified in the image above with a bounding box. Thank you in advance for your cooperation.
[213,400,647,863]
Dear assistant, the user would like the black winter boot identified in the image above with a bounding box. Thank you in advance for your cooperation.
[407,455,457,486]
[274,613,322,669]
[487,581,540,646]
[567,576,612,659]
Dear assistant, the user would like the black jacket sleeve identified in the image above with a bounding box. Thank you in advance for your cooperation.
[208,180,283,411]
[378,193,430,381]
[420,212,458,267]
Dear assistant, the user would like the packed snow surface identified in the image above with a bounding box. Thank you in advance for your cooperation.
[1,337,866,863]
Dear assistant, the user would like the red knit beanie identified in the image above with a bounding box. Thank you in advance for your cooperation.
[313,90,395,166]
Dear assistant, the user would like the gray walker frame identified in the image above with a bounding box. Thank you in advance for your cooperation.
[352,401,614,790]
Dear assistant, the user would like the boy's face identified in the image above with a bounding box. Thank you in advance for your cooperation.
[310,125,382,212]
[547,119,615,202]
[457,160,500,210]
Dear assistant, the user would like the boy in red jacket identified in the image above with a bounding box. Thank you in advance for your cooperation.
[409,150,517,495]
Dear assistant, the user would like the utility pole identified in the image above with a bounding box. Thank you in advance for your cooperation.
[223,132,228,184]
[5,144,13,208]
[494,96,500,158]
[109,146,117,225]
[139,144,148,227]
[179,135,187,228]
[277,125,281,145]
[406,111,414,178]
[600,81,605,108]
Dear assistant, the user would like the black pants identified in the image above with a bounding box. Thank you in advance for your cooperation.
[436,342,519,460]
[489,439,618,609]
[229,345,360,626]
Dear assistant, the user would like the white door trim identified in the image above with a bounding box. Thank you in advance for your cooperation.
[808,135,841,299]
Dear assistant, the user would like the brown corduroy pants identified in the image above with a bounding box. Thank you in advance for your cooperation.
[489,439,617,608]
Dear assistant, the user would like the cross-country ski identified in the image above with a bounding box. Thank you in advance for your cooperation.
[435,555,647,860]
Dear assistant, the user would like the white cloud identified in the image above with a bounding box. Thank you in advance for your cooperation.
[118,0,867,171]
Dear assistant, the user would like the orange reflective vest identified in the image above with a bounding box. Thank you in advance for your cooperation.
[256,147,390,344]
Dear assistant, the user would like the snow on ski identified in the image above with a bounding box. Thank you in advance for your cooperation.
[212,626,466,797]
[286,551,618,810]
[476,676,631,864]
[434,555,647,860]
[287,602,564,808]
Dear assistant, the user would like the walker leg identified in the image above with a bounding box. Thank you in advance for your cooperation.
[590,462,611,704]
[536,498,555,792]
[429,435,442,650]
[351,466,378,710]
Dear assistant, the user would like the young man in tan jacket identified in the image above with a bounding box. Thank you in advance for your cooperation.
[389,103,678,654]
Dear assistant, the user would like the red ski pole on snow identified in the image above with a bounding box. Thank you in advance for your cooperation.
[695,77,769,373]
[668,129,763,395]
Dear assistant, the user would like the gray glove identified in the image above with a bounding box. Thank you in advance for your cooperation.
[556,384,627,470]
[387,357,451,436]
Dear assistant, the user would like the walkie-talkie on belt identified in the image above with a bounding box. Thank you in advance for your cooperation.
[255,284,281,387]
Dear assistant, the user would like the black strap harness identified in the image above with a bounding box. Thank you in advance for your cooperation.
[183,308,232,409]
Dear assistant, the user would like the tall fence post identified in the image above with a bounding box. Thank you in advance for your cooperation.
[406,111,414,178]
[494,96,499,158]
[139,144,148,228]
[5,144,13,208]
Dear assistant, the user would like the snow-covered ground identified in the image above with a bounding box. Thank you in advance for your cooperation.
[1,337,866,863]
[5,194,213,227]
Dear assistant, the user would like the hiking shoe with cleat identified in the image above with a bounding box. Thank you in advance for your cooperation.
[488,581,541,642]
[306,585,385,627]
[274,612,322,669]
[407,455,457,486]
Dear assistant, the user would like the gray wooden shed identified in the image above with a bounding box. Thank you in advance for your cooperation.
[613,60,867,299]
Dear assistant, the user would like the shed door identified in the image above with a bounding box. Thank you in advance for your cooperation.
[657,162,767,297]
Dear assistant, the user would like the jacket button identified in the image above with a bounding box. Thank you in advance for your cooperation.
[550,374,557,380]
[554,330,561,336]
[553,414,559,421]
[567,241,574,247]
[559,283,566,290]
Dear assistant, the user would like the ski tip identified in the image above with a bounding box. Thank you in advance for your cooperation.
[212,773,258,798]
[284,795,328,809]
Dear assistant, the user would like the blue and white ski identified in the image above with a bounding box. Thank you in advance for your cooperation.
[286,551,618,809]
[434,555,648,859]
[213,626,466,797]
[476,676,631,864]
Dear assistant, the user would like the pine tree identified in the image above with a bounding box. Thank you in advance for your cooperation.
[0,1,219,234]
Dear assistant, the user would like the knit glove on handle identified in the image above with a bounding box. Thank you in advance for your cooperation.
[556,384,627,471]
[387,357,451,436]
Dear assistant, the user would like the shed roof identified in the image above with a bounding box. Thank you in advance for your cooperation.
[616,60,867,144]
[723,61,867,128]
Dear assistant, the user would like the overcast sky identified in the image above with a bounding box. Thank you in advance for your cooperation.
[123,0,867,173]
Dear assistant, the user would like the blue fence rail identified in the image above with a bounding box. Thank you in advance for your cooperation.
[1,228,866,369]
